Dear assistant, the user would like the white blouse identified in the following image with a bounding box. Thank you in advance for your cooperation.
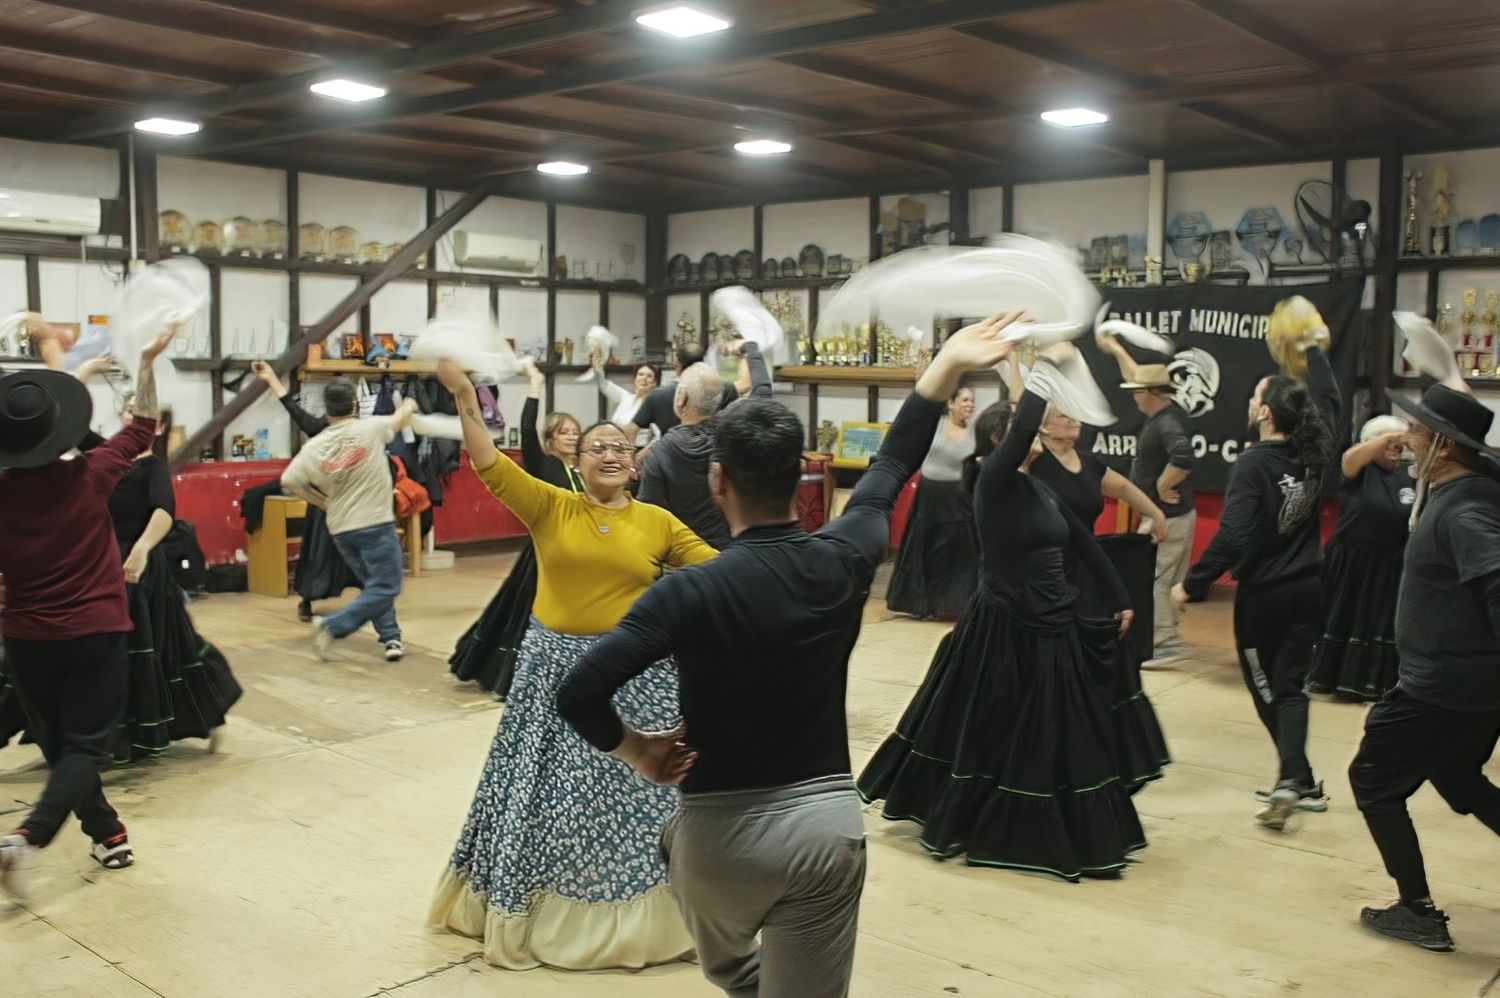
[598,375,656,447]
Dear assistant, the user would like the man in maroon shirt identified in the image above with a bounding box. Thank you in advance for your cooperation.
[0,329,172,898]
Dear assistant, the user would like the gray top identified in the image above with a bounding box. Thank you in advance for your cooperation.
[1130,402,1194,518]
[920,419,975,482]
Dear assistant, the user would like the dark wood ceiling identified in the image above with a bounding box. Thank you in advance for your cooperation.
[2,0,1498,211]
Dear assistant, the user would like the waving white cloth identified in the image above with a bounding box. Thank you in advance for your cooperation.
[1023,344,1117,427]
[1095,302,1174,357]
[1394,311,1464,390]
[407,317,519,385]
[712,286,786,360]
[816,236,1100,345]
[409,413,469,441]
[573,325,619,383]
[115,256,209,399]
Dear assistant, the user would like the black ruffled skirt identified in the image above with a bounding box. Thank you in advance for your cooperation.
[449,540,538,699]
[117,550,242,762]
[1308,538,1402,701]
[858,591,1166,882]
[295,504,360,604]
[886,478,979,619]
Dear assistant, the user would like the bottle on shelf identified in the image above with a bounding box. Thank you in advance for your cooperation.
[1459,288,1479,376]
[1482,291,1499,377]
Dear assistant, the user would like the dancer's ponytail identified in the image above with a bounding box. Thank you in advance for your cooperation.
[1261,375,1333,484]
[962,402,1013,494]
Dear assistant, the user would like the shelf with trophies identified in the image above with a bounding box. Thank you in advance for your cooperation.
[1395,165,1500,271]
[1394,286,1500,389]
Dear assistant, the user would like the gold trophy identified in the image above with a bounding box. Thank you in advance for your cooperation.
[1430,166,1453,258]
[1459,288,1479,374]
[1401,172,1423,257]
[1482,291,1499,376]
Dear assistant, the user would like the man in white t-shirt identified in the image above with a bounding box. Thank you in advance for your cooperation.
[282,378,416,662]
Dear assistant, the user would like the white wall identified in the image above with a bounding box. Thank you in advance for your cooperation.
[1013,175,1150,260]
[970,186,1004,240]
[299,173,424,250]
[434,192,548,275]
[556,205,645,283]
[158,157,285,231]
[610,293,647,361]
[0,136,118,199]
[668,207,753,261]
[763,198,866,266]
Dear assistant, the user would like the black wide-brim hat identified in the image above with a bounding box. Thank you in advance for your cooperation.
[1388,383,1500,458]
[0,368,93,469]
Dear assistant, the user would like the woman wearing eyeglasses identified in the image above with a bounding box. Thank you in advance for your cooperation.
[449,360,583,699]
[430,359,716,973]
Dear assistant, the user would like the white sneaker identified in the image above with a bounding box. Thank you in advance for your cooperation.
[1256,786,1301,831]
[208,724,226,754]
[0,833,34,900]
[384,640,405,663]
[311,616,336,660]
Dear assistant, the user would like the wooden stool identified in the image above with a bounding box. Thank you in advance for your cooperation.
[398,514,422,577]
[248,496,306,597]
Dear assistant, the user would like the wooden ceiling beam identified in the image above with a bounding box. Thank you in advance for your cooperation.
[52,2,642,143]
[190,0,1097,153]
[1175,101,1298,148]
[0,25,249,87]
[452,108,651,147]
[773,53,990,108]
[817,136,956,179]
[1182,0,1462,133]
[196,0,436,46]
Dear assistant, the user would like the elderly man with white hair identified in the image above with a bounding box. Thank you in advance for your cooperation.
[637,342,771,550]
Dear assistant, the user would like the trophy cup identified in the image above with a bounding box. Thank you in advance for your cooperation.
[1401,172,1423,257]
[1482,291,1499,376]
[1167,212,1210,283]
[1430,166,1453,258]
[1459,289,1480,374]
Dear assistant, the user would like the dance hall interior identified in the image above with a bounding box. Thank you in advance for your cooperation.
[3,3,1500,996]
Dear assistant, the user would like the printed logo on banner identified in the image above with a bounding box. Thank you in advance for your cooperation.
[1167,348,1221,418]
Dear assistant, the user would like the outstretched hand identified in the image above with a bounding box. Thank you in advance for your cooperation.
[938,312,1025,371]
[435,359,473,395]
[616,725,698,786]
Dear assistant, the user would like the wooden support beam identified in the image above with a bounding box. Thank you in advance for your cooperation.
[1371,151,1400,414]
[0,27,247,87]
[24,256,40,312]
[198,0,434,46]
[131,141,159,262]
[170,180,498,469]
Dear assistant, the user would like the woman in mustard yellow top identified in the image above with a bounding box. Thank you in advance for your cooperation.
[429,360,715,973]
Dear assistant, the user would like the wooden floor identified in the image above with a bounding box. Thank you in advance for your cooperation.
[3,548,1497,997]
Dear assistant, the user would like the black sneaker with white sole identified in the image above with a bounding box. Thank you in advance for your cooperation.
[1254,780,1329,812]
[384,640,404,662]
[1361,900,1453,952]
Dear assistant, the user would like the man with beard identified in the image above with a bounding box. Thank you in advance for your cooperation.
[1348,382,1500,953]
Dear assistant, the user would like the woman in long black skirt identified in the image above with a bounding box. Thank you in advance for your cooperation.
[1027,407,1172,791]
[111,411,242,760]
[449,361,582,698]
[860,353,1151,882]
[1308,415,1413,700]
[886,386,978,619]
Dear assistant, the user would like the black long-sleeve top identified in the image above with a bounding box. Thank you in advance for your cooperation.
[557,389,943,794]
[107,455,176,556]
[636,343,772,550]
[279,392,328,439]
[520,396,582,492]
[1183,347,1340,601]
[977,390,1129,623]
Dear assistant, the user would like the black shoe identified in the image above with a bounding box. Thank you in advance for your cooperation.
[1360,900,1453,952]
[1254,780,1329,813]
[297,601,313,623]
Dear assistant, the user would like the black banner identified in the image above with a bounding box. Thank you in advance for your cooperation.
[1079,281,1363,493]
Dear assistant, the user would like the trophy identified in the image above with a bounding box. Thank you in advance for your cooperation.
[1482,291,1499,376]
[1401,172,1423,257]
[1459,288,1479,374]
[816,420,838,454]
[1430,166,1453,258]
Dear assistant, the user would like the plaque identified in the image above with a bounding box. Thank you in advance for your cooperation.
[1235,206,1285,267]
[1456,220,1479,256]
[666,254,690,286]
[781,256,799,278]
[1166,211,1211,266]
[699,252,721,284]
[799,244,825,279]
[761,258,780,280]
[1481,214,1500,256]
[733,250,757,281]
[159,210,191,253]
[340,333,366,360]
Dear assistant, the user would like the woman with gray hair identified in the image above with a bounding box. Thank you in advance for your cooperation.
[1307,414,1414,700]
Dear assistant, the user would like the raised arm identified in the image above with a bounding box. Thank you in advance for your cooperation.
[1304,345,1342,446]
[518,362,549,476]
[85,330,172,490]
[1341,432,1407,479]
[436,359,561,528]
[978,389,1046,497]
[829,313,1022,565]
[741,341,772,399]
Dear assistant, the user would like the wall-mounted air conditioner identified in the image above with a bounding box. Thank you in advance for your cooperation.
[452,231,543,274]
[0,188,102,236]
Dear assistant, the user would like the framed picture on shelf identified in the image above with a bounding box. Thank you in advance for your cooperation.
[832,421,890,469]
[340,333,366,360]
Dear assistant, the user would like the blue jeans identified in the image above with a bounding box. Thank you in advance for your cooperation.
[325,524,403,643]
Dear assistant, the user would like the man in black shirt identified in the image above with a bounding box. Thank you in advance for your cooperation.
[1349,383,1500,953]
[557,314,1022,998]
[1123,362,1196,662]
[637,342,771,549]
[623,342,741,439]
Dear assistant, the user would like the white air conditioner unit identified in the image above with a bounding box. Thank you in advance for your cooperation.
[0,189,102,237]
[452,231,543,274]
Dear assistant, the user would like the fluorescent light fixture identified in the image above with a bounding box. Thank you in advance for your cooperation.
[734,139,793,156]
[537,161,590,177]
[310,79,387,103]
[636,5,731,38]
[1040,107,1109,127]
[134,117,201,136]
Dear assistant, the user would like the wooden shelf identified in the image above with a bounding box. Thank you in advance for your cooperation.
[662,276,848,295]
[300,358,436,378]
[1397,254,1500,272]
[778,365,916,385]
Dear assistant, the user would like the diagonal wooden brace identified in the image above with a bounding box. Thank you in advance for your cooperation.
[169,179,498,470]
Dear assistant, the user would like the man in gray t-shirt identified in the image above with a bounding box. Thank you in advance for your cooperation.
[1348,383,1500,954]
[282,377,415,662]
[1123,366,1195,661]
